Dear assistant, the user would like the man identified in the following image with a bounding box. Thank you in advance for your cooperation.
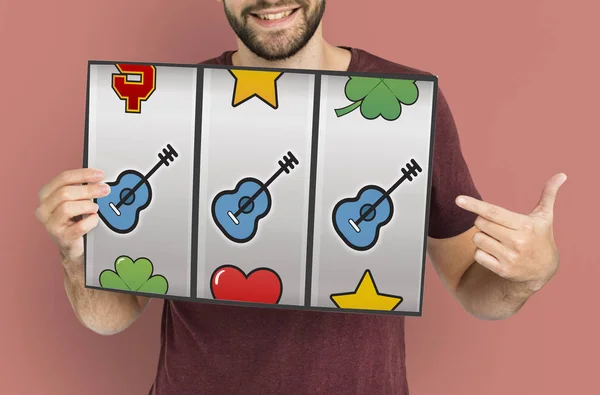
[35,1,566,394]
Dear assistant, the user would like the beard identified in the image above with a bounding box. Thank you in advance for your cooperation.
[223,0,326,61]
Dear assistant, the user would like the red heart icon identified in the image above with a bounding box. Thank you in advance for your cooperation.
[210,265,283,304]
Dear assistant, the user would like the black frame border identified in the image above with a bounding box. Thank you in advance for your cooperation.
[82,60,438,317]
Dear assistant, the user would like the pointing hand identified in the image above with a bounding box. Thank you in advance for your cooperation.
[456,173,567,293]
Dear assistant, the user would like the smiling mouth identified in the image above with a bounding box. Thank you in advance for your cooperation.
[250,7,300,21]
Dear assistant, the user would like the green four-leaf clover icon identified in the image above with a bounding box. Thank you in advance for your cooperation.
[99,255,168,295]
[334,76,419,121]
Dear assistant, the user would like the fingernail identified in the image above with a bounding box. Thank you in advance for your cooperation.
[456,196,467,206]
[100,183,110,193]
[94,169,105,178]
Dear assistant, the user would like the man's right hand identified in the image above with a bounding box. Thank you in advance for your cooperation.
[35,168,110,264]
[35,167,150,335]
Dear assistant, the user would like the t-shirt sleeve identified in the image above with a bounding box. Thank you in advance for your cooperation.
[427,87,482,239]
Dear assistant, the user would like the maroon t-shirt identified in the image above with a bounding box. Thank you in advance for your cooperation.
[149,47,481,395]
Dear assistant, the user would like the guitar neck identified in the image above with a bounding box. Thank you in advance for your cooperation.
[233,168,281,217]
[386,174,410,196]
[252,155,297,198]
[144,158,166,181]
[354,161,421,225]
[386,161,421,196]
[263,166,285,189]
[115,148,176,208]
[115,163,159,209]
[234,154,297,217]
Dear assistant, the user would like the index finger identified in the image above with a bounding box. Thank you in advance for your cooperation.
[455,195,527,230]
[38,168,104,203]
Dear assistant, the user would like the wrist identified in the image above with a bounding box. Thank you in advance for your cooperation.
[503,279,538,306]
[61,254,84,279]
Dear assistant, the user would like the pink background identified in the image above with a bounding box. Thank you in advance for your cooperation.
[1,0,597,394]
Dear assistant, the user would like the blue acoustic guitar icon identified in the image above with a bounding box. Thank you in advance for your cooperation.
[211,151,299,243]
[96,144,178,234]
[332,158,422,251]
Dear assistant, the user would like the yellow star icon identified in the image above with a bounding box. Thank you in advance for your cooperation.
[229,69,283,109]
[330,270,403,311]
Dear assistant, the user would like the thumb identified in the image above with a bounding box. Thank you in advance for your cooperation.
[532,173,567,216]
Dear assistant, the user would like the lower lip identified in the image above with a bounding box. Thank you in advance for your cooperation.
[250,9,299,28]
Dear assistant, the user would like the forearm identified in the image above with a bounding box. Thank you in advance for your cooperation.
[455,262,535,320]
[62,259,149,335]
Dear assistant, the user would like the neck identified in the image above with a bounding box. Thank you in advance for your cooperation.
[231,26,351,71]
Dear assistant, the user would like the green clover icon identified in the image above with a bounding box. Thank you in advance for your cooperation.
[334,76,419,121]
[99,255,168,295]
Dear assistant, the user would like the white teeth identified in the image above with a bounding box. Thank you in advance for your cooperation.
[257,10,293,20]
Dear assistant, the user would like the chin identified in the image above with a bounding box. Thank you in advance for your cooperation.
[254,43,303,61]
[228,3,324,61]
[239,31,301,60]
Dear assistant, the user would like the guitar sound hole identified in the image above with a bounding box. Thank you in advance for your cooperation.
[238,196,255,214]
[120,188,136,205]
[360,204,376,221]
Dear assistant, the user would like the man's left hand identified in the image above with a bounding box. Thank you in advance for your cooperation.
[455,173,567,294]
